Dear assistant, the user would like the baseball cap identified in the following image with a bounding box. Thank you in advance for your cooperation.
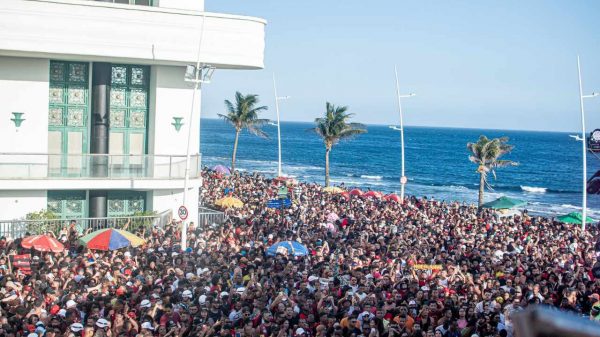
[141,322,155,330]
[140,299,151,308]
[66,300,77,309]
[70,323,84,332]
[296,328,306,335]
[96,318,110,328]
[182,290,193,298]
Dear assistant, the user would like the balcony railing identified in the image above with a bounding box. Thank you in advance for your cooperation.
[0,153,200,179]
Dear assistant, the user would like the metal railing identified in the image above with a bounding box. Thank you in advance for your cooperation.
[0,153,200,179]
[0,214,165,239]
[198,206,226,226]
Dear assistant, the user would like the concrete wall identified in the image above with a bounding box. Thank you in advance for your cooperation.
[158,0,203,12]
[0,0,266,69]
[149,65,200,157]
[150,188,198,225]
[0,56,49,154]
[0,190,47,221]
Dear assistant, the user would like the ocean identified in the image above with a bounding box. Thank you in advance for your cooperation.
[200,118,600,218]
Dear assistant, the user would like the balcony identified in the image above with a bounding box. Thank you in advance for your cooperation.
[0,153,200,180]
[0,0,266,69]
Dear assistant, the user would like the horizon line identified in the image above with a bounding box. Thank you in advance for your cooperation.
[201,117,581,134]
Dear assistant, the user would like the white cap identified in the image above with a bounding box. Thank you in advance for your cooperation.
[199,295,207,304]
[58,309,67,317]
[124,251,131,257]
[220,291,229,298]
[409,300,417,305]
[308,276,319,282]
[182,290,193,298]
[296,328,306,335]
[96,318,110,328]
[28,333,38,337]
[186,273,195,279]
[66,300,77,309]
[172,252,179,257]
[236,287,246,294]
[140,299,151,308]
[141,322,154,330]
[70,323,84,332]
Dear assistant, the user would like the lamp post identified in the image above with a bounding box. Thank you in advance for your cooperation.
[394,65,415,202]
[577,56,599,232]
[272,73,290,178]
[181,12,215,251]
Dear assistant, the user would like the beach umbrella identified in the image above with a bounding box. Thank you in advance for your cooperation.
[323,186,344,194]
[21,235,64,253]
[363,191,383,199]
[557,212,595,225]
[349,189,363,196]
[215,196,244,209]
[327,212,340,222]
[384,194,401,203]
[212,165,231,175]
[340,191,350,201]
[481,196,527,210]
[79,228,145,251]
[266,241,309,257]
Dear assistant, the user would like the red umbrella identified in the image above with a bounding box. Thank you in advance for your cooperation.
[363,191,383,199]
[385,194,401,203]
[349,189,363,196]
[340,192,350,200]
[21,235,64,253]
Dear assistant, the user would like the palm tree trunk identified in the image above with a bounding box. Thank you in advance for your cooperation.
[478,170,485,208]
[325,146,331,187]
[232,129,240,172]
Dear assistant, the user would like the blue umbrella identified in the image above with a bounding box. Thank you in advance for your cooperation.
[266,241,309,257]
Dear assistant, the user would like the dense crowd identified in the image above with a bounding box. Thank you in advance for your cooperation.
[1,169,600,337]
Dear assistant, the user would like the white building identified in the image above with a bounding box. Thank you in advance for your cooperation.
[0,0,265,225]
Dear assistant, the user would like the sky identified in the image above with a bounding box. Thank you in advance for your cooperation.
[202,0,600,132]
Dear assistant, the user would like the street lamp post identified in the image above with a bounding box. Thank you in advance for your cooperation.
[180,12,215,251]
[577,56,599,232]
[272,73,290,178]
[394,65,415,202]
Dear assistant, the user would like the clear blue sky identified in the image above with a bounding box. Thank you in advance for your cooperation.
[203,0,600,132]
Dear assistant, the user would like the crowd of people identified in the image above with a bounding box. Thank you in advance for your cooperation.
[1,168,600,337]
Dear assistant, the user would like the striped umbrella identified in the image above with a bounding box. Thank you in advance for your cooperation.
[21,235,64,253]
[79,228,146,251]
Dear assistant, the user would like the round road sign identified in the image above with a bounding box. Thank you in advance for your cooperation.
[178,205,189,220]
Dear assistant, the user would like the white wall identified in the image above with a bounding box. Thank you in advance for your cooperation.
[0,56,49,154]
[150,66,200,158]
[158,0,203,12]
[151,188,198,226]
[0,190,47,220]
[0,0,265,69]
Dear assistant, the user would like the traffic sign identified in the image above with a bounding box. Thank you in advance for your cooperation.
[178,205,188,220]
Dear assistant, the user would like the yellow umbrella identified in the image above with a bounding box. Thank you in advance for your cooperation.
[215,196,244,209]
[323,186,344,194]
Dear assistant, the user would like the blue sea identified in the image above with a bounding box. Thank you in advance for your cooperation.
[200,118,600,218]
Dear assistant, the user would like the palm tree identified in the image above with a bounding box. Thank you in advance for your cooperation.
[219,92,269,172]
[467,135,518,208]
[311,102,367,187]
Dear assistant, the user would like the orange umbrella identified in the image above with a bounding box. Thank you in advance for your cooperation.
[21,235,64,253]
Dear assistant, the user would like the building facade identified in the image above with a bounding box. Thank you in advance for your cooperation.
[0,0,265,225]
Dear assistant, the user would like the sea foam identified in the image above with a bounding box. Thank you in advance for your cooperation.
[521,186,547,193]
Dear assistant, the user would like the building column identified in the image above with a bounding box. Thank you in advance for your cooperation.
[89,62,111,218]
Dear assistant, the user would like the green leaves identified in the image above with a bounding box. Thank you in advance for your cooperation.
[220,91,270,137]
[312,102,367,148]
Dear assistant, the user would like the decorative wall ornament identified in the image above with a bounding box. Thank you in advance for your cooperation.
[11,112,25,128]
[172,117,184,132]
[49,108,63,126]
[130,111,146,128]
[110,109,126,128]
[67,108,85,127]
